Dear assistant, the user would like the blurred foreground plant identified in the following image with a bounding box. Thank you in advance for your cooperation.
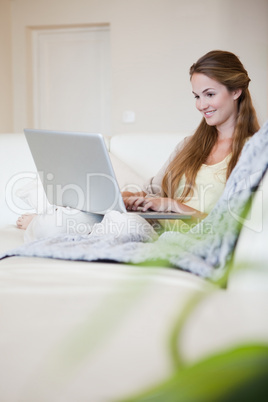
[120,286,268,402]
[120,343,268,402]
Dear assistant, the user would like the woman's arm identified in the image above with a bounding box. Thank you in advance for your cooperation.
[121,190,146,198]
[122,137,196,216]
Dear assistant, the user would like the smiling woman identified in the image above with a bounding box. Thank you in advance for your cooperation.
[16,50,260,240]
[122,50,260,231]
[157,50,259,213]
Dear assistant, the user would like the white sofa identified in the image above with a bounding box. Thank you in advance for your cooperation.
[0,132,268,401]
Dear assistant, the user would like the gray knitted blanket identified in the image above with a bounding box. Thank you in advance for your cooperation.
[2,121,268,280]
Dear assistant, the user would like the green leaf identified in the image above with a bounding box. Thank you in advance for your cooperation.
[120,344,268,402]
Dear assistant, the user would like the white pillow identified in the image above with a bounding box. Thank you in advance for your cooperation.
[109,153,145,193]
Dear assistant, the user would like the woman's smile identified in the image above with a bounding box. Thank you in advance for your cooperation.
[204,109,216,118]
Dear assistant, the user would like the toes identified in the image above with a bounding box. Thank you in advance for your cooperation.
[16,215,26,229]
[16,214,36,230]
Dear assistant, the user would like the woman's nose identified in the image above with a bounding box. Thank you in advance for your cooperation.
[197,97,209,110]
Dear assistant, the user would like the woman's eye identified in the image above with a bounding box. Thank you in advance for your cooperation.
[207,93,215,97]
[194,95,199,99]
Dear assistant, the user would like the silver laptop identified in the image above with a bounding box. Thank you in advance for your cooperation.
[24,129,191,220]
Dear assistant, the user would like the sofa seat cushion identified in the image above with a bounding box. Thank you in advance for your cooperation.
[0,256,209,401]
[0,225,25,254]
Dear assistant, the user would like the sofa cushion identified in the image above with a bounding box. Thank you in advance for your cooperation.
[0,226,25,253]
[109,133,188,179]
[109,153,144,192]
[0,256,209,401]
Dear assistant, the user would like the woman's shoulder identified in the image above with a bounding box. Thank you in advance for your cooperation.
[174,134,192,152]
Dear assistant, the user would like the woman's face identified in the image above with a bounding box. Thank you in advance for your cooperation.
[191,73,241,134]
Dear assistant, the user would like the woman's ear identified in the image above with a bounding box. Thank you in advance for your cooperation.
[233,88,242,100]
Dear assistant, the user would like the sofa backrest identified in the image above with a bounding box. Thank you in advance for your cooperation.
[1,134,38,226]
[109,133,188,179]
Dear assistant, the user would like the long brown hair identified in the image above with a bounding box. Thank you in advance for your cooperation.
[162,50,260,200]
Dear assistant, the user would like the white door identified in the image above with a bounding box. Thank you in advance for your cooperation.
[32,26,111,135]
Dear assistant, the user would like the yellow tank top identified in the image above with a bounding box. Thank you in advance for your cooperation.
[176,154,231,214]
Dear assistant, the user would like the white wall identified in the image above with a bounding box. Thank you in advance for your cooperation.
[8,0,268,134]
[0,0,13,133]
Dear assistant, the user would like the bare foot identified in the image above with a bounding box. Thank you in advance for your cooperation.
[16,214,37,230]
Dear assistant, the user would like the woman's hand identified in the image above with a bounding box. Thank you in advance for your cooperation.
[123,195,147,211]
[123,194,207,220]
[123,195,186,213]
[139,197,189,213]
